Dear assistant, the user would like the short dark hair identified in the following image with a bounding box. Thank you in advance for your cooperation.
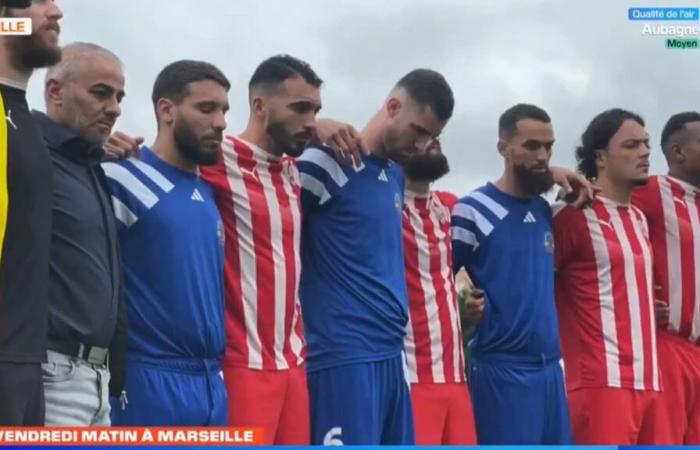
[249,54,322,93]
[395,69,454,122]
[152,60,230,111]
[498,103,551,139]
[576,108,645,179]
[660,111,700,154]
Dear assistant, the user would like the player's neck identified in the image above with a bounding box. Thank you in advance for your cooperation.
[668,166,700,190]
[595,176,632,205]
[406,179,430,195]
[151,135,198,174]
[240,122,283,158]
[361,114,388,159]
[0,48,31,89]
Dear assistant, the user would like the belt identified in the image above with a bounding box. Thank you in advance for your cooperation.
[48,339,108,365]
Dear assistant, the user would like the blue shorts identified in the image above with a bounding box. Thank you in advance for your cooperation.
[307,354,415,445]
[470,355,573,444]
[110,354,227,426]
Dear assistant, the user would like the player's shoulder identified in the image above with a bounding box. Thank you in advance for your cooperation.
[434,190,458,211]
[552,200,588,227]
[297,144,335,164]
[455,184,510,218]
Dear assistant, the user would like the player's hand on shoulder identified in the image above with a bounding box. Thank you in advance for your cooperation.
[103,131,144,161]
[551,166,599,208]
[314,118,368,168]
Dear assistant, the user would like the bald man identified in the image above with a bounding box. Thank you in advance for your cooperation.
[33,42,131,426]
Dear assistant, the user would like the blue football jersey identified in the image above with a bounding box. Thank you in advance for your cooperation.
[297,146,409,371]
[451,183,561,361]
[103,147,225,360]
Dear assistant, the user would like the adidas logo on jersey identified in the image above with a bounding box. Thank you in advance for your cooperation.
[523,211,537,223]
[191,188,205,202]
[378,170,389,182]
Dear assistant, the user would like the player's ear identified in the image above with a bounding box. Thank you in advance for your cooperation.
[156,98,176,127]
[672,143,685,164]
[594,148,607,173]
[386,97,401,118]
[45,78,64,106]
[250,95,266,120]
[497,139,508,157]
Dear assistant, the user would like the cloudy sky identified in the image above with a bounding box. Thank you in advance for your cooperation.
[25,0,700,194]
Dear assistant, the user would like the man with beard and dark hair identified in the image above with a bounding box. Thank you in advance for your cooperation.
[555,108,660,444]
[630,111,700,444]
[0,0,62,426]
[400,142,478,445]
[297,68,453,445]
[452,103,592,444]
[103,60,230,425]
[199,54,322,444]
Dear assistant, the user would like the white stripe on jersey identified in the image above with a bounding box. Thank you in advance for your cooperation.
[451,226,478,248]
[222,145,264,369]
[414,212,445,382]
[470,191,509,219]
[659,178,684,335]
[584,208,622,388]
[111,196,138,227]
[257,161,290,370]
[452,203,494,236]
[606,204,646,389]
[300,173,332,205]
[102,163,159,208]
[302,147,349,187]
[628,208,660,391]
[279,162,305,366]
[130,157,175,193]
[427,208,463,382]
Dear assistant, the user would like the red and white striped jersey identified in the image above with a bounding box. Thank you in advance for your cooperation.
[632,175,700,343]
[200,136,305,370]
[403,190,466,384]
[554,197,659,391]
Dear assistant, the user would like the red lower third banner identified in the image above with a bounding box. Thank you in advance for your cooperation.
[0,427,264,446]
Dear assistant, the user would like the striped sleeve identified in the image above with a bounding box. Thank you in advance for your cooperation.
[296,146,352,214]
[102,159,172,230]
[451,192,508,273]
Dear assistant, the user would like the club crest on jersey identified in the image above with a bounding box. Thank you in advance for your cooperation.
[217,220,225,247]
[395,192,402,214]
[544,231,554,253]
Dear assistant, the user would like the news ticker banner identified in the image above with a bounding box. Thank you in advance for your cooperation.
[0,430,693,450]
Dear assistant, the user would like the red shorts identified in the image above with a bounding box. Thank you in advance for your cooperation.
[568,387,657,444]
[410,382,477,445]
[223,365,309,445]
[638,331,700,444]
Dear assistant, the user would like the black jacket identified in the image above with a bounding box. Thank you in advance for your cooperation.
[33,111,127,396]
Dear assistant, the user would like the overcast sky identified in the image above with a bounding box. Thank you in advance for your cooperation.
[25,0,700,194]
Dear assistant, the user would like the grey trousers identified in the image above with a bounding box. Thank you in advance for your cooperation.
[42,350,111,426]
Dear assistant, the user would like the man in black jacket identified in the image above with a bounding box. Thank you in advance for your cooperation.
[35,41,139,426]
[0,0,62,426]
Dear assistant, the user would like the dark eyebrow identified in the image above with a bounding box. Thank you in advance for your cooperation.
[91,83,125,97]
[410,123,432,136]
[523,139,555,146]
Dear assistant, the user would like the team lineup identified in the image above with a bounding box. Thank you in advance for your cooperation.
[1,0,700,446]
